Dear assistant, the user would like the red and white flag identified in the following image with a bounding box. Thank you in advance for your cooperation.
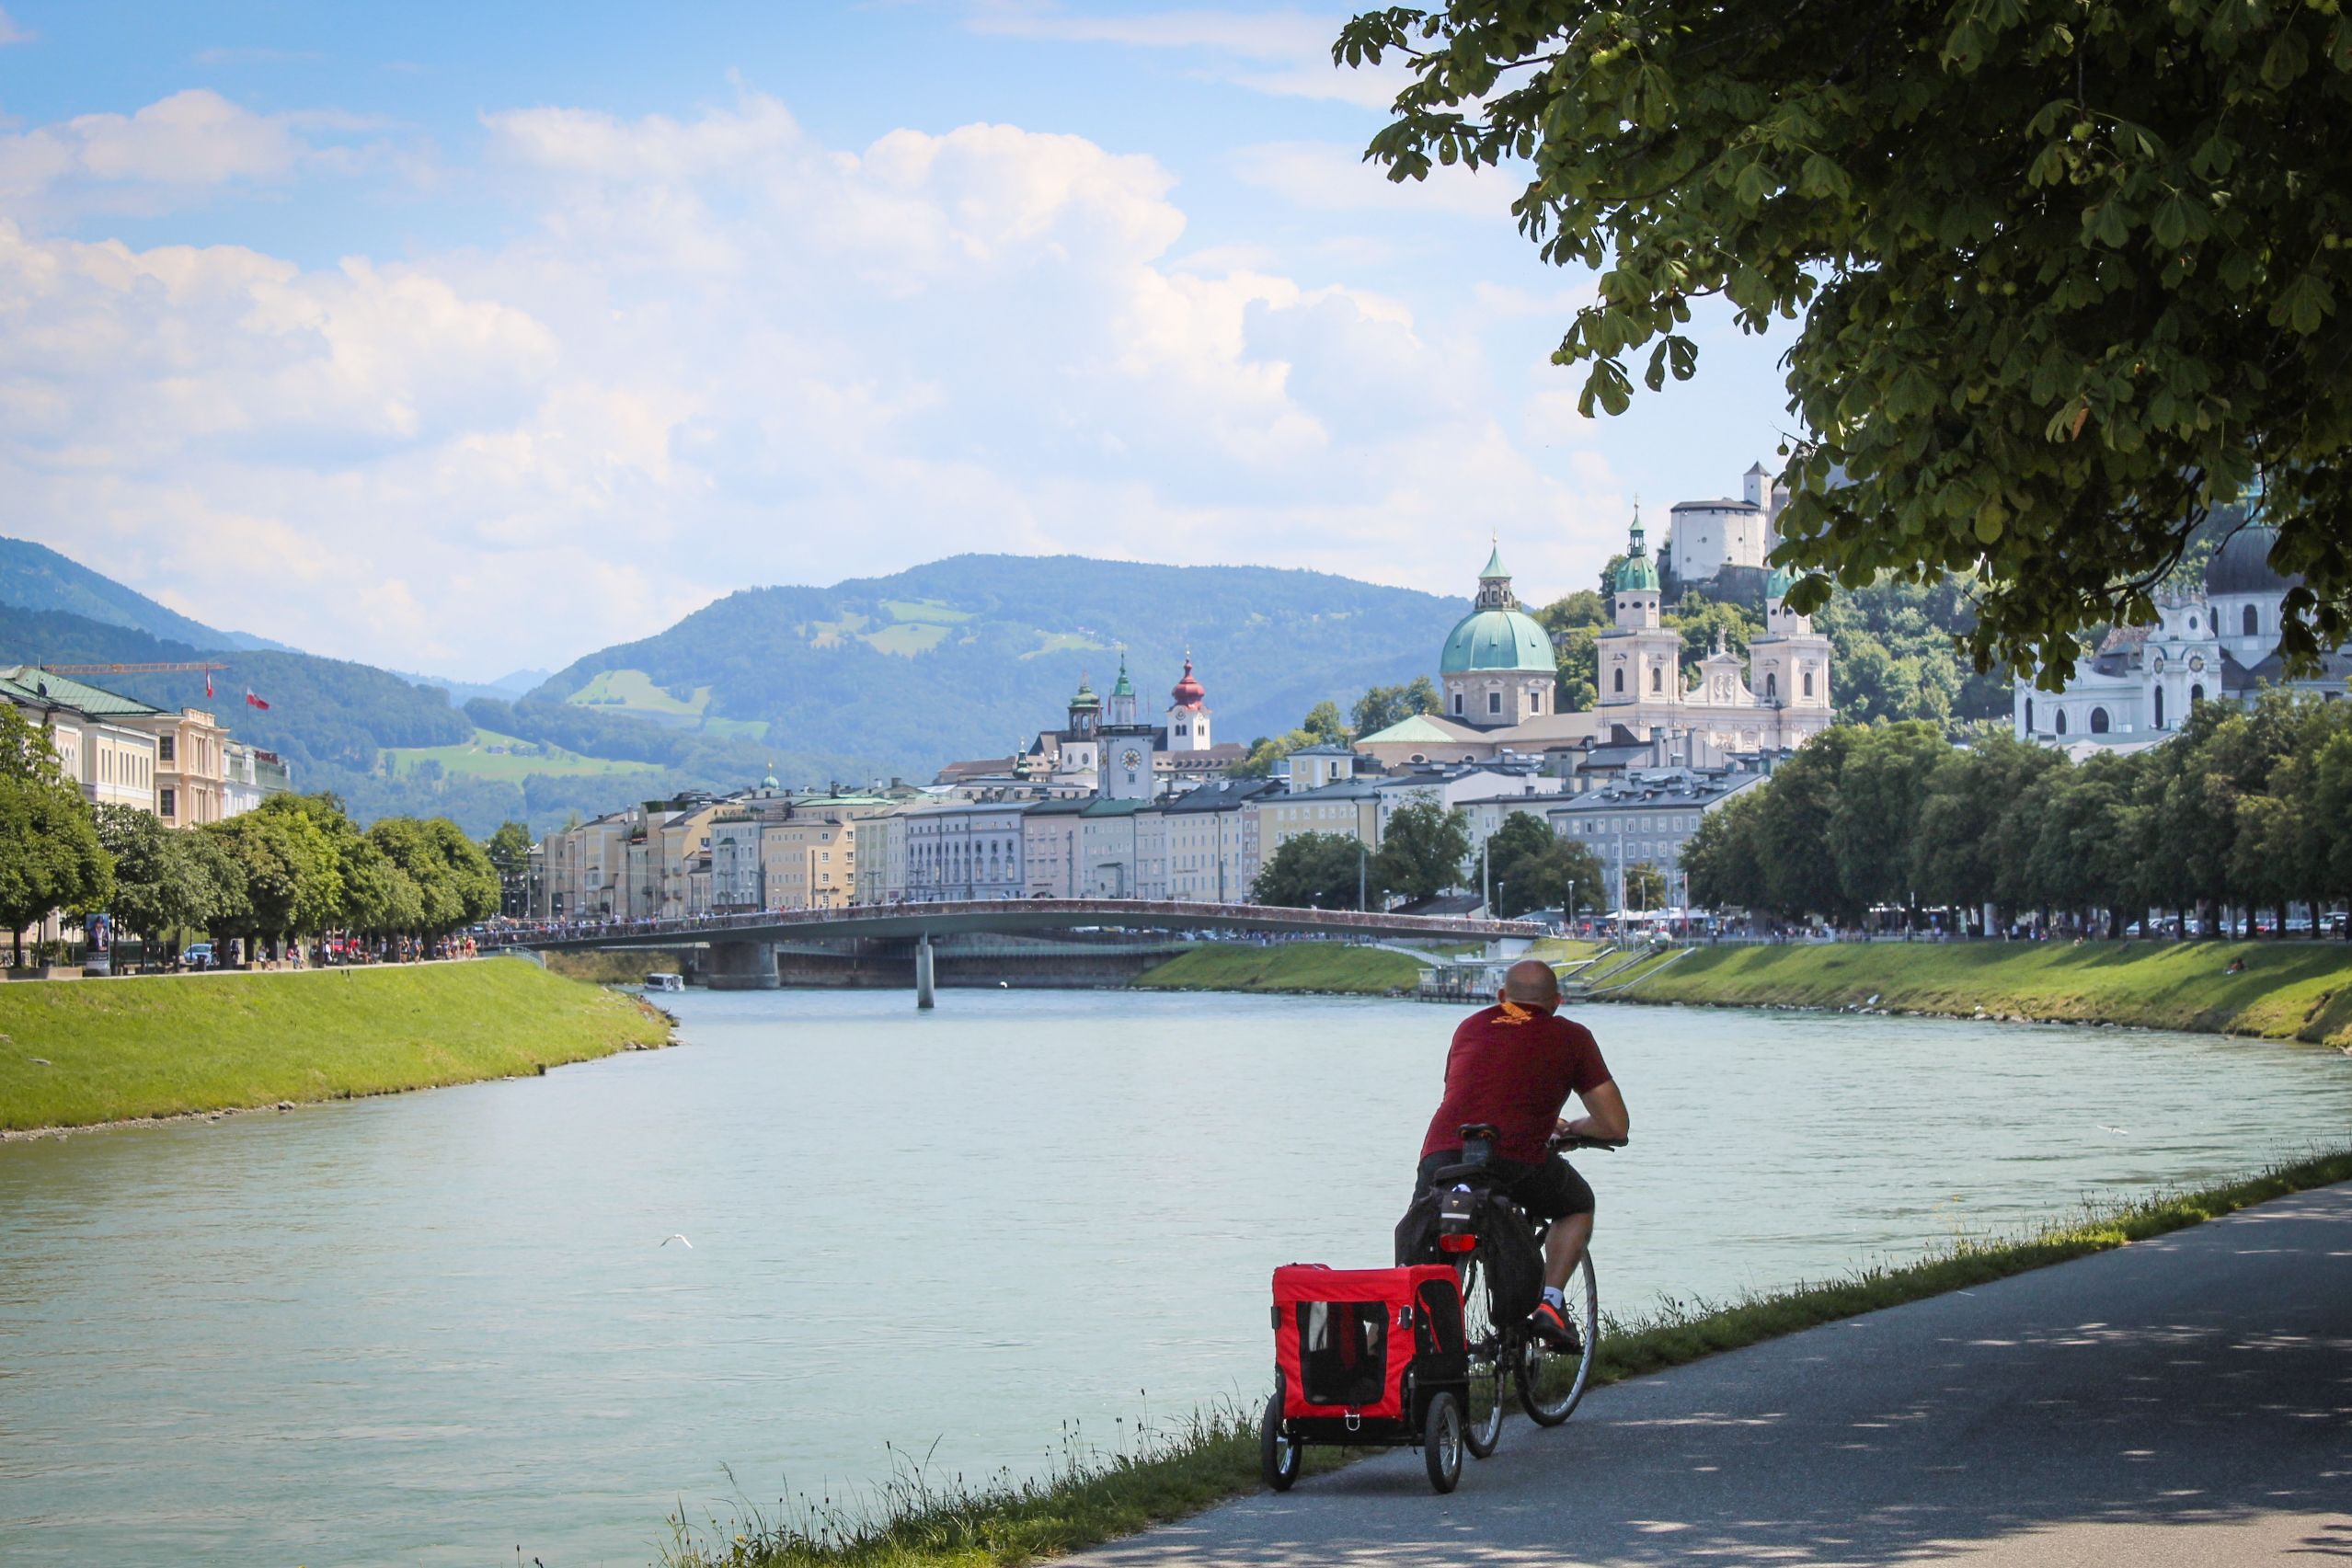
[205,670,213,700]
[245,689,270,711]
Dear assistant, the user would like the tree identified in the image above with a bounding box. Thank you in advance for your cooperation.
[1827,721,1948,918]
[1681,790,1764,913]
[1302,701,1351,745]
[1750,727,1856,921]
[1339,4,2352,682]
[1481,808,1604,918]
[94,803,242,947]
[1373,795,1473,903]
[0,707,113,965]
[204,795,347,946]
[1352,677,1440,737]
[1622,861,1668,912]
[1910,731,2062,923]
[1251,831,1367,909]
[485,819,533,917]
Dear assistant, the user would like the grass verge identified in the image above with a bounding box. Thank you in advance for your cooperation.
[545,947,698,986]
[1131,942,1424,995]
[0,957,671,1132]
[660,1148,2352,1568]
[1635,939,2352,1047]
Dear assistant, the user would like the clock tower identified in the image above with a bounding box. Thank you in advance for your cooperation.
[1098,654,1159,800]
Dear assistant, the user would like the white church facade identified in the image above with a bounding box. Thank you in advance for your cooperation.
[2015,524,2352,747]
[1352,523,1835,769]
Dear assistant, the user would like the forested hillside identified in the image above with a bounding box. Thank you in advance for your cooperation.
[0,537,283,651]
[528,554,1463,772]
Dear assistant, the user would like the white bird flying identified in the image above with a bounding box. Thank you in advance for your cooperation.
[660,1234,693,1249]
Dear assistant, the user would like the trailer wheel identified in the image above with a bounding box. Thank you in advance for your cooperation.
[1260,1379,1300,1492]
[1423,1391,1463,1494]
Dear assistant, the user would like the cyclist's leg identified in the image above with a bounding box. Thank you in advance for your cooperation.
[1510,1157,1596,1288]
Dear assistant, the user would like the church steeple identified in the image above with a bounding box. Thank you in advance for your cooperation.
[1474,537,1520,611]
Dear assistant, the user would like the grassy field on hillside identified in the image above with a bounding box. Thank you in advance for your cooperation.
[663,1148,2352,1568]
[382,725,648,783]
[1133,943,1424,994]
[0,959,670,1132]
[1635,940,2352,1046]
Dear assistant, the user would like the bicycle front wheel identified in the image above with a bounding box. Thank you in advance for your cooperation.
[1453,1251,1505,1458]
[1518,1252,1598,1425]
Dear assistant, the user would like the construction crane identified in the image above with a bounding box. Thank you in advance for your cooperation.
[37,662,232,676]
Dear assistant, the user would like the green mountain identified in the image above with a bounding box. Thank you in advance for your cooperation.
[528,554,1463,773]
[0,536,288,651]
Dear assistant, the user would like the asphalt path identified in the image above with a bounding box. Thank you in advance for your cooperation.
[1070,1183,2352,1567]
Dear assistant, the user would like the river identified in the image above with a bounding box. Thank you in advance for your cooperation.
[4,990,2349,1566]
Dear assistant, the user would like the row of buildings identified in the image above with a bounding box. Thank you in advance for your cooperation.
[1,667,291,826]
[529,728,1784,921]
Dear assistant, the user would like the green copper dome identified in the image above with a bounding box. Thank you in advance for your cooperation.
[1613,553,1659,594]
[1440,607,1555,674]
[1612,506,1659,594]
[1069,676,1099,710]
[1109,658,1134,699]
[1764,565,1794,601]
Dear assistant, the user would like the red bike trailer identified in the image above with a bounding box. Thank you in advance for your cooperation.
[1260,1263,1470,1494]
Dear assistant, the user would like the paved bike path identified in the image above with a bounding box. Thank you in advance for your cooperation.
[1069,1182,2352,1567]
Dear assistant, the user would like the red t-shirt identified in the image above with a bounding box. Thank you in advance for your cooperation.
[1419,1004,1612,1166]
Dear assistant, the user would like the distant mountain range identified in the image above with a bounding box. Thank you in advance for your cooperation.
[0,539,1463,835]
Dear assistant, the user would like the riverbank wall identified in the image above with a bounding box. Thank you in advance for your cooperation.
[1620,940,2352,1047]
[0,958,672,1136]
[1132,943,1426,995]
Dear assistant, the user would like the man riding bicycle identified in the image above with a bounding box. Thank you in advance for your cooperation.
[1416,958,1629,1352]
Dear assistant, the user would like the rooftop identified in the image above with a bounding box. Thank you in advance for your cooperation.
[0,666,165,718]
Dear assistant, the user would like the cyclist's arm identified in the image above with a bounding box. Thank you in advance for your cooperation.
[1556,1079,1628,1143]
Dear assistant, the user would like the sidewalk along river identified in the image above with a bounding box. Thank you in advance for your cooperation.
[3,989,2349,1567]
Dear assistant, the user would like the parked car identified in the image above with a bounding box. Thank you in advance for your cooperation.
[182,943,214,971]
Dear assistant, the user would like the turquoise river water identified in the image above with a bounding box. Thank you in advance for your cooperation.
[3,989,2350,1566]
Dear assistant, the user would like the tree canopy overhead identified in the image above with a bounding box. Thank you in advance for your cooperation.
[1338,2,2352,681]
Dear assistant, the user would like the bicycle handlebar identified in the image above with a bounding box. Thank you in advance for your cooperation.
[1549,1133,1628,1153]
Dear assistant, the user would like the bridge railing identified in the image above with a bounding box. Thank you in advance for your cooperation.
[482,898,1547,950]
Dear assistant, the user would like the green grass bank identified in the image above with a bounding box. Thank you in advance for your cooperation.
[664,1150,2352,1568]
[1625,939,2352,1046]
[1132,942,1425,995]
[0,958,671,1134]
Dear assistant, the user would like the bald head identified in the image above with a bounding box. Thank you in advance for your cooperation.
[1501,958,1561,1010]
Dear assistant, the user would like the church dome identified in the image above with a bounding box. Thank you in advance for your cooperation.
[1613,553,1660,594]
[2204,524,2292,598]
[1764,565,1793,601]
[1170,656,1206,709]
[1068,676,1099,711]
[1440,607,1555,675]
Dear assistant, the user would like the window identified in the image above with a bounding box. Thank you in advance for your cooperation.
[1487,691,1502,715]
[2025,696,2036,730]
[2243,604,2259,636]
[1530,689,1543,713]
[2153,687,2165,728]
[160,787,177,818]
[158,736,176,763]
[1650,666,1663,692]
[2191,682,2206,704]
[1612,669,1624,694]
[2054,710,2068,735]
[1802,670,1815,697]
[2090,707,2111,734]
[1452,692,1464,715]
[1765,672,1777,700]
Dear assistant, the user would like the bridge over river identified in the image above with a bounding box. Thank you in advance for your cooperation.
[488,898,1545,1001]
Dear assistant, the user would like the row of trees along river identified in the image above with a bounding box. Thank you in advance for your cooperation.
[0,705,530,965]
[1683,692,2352,933]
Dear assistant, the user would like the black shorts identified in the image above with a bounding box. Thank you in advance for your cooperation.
[1416,1150,1595,1225]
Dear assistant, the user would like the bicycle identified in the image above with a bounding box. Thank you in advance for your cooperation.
[1419,1122,1623,1458]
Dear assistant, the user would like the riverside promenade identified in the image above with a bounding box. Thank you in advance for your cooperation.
[1072,1183,2352,1567]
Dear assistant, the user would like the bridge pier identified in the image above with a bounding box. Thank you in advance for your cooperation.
[914,935,935,1010]
[1488,936,1533,961]
[706,940,779,990]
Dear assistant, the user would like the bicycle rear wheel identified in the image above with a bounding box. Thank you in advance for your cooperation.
[1452,1252,1505,1458]
[1517,1253,1598,1425]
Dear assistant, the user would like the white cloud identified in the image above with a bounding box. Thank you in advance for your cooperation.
[0,86,1631,675]
[0,6,29,46]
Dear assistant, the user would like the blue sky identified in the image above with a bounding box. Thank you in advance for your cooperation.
[0,1,1791,678]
